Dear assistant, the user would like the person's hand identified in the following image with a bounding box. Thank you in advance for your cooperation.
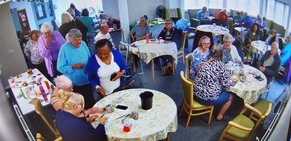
[86,114,98,122]
[259,66,265,72]
[96,87,106,97]
[111,71,124,81]
[239,61,244,68]
[72,63,84,69]
[86,107,104,114]
[131,37,136,42]
[45,34,52,48]
[98,116,106,125]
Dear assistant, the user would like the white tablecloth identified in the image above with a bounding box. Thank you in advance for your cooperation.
[8,68,53,115]
[92,88,177,141]
[227,65,267,104]
[197,24,229,35]
[130,40,178,64]
[250,40,269,55]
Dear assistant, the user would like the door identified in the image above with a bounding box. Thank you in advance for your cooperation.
[17,9,31,39]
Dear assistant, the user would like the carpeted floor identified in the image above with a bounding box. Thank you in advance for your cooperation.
[133,46,289,141]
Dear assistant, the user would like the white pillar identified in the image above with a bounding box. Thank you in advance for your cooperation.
[118,0,130,42]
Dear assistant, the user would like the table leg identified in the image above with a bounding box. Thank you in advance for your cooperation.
[132,55,136,73]
[151,59,155,83]
[166,133,171,141]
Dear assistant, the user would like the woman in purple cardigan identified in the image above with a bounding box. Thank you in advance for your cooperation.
[38,22,66,79]
[87,39,127,97]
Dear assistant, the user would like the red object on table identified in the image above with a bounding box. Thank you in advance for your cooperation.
[123,126,131,132]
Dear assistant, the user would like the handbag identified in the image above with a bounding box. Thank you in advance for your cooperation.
[161,65,174,76]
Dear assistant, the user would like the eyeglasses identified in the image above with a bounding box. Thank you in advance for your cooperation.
[165,23,172,25]
[203,43,211,45]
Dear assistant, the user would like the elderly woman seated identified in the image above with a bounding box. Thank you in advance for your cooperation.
[221,34,243,66]
[193,47,234,121]
[51,75,103,121]
[190,35,211,80]
[56,90,107,141]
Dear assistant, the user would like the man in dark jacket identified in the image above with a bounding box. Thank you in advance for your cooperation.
[257,42,281,84]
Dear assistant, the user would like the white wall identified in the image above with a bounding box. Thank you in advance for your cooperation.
[102,0,120,19]
[127,0,166,24]
[0,1,28,88]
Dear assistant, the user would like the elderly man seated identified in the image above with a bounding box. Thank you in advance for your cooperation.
[130,17,150,42]
[257,42,281,84]
[221,34,243,66]
[196,6,211,25]
[94,23,114,53]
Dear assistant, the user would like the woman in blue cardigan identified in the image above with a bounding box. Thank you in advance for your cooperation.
[87,39,127,97]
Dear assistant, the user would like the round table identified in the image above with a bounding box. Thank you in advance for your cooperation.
[227,64,267,104]
[130,40,178,82]
[92,88,178,141]
[197,24,229,35]
[250,40,269,54]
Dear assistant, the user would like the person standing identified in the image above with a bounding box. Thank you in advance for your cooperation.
[57,29,94,110]
[38,22,66,79]
[87,39,127,97]
[24,30,48,78]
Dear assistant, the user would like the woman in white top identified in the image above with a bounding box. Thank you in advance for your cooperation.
[87,39,127,97]
[221,34,243,66]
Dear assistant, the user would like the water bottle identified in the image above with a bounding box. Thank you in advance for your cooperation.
[20,88,27,99]
[39,86,48,102]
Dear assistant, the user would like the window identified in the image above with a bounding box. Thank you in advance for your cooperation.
[227,0,260,16]
[184,0,223,10]
[266,0,289,27]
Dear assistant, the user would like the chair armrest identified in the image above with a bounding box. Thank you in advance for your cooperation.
[241,103,263,116]
[229,121,253,131]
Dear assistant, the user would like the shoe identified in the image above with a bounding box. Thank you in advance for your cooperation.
[215,115,229,122]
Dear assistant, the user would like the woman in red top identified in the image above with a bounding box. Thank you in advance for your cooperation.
[215,9,228,20]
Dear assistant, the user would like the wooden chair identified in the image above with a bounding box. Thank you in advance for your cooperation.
[185,53,192,80]
[36,133,63,141]
[243,98,272,130]
[219,99,272,141]
[179,71,214,128]
[33,99,60,139]
[177,31,188,64]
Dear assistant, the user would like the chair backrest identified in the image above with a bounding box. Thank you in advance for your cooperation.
[185,53,192,80]
[189,18,200,28]
[36,133,63,141]
[34,99,60,138]
[232,37,244,60]
[241,99,272,129]
[36,133,45,141]
[192,30,214,52]
[109,29,125,48]
[180,71,193,106]
[179,31,188,51]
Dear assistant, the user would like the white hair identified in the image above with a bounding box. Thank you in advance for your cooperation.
[40,22,53,33]
[223,33,234,42]
[54,75,72,89]
[61,12,74,25]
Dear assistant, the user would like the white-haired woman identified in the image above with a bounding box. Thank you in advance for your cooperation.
[38,22,66,79]
[57,28,94,110]
[56,91,107,141]
[51,75,103,119]
[59,12,88,44]
[221,34,243,66]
